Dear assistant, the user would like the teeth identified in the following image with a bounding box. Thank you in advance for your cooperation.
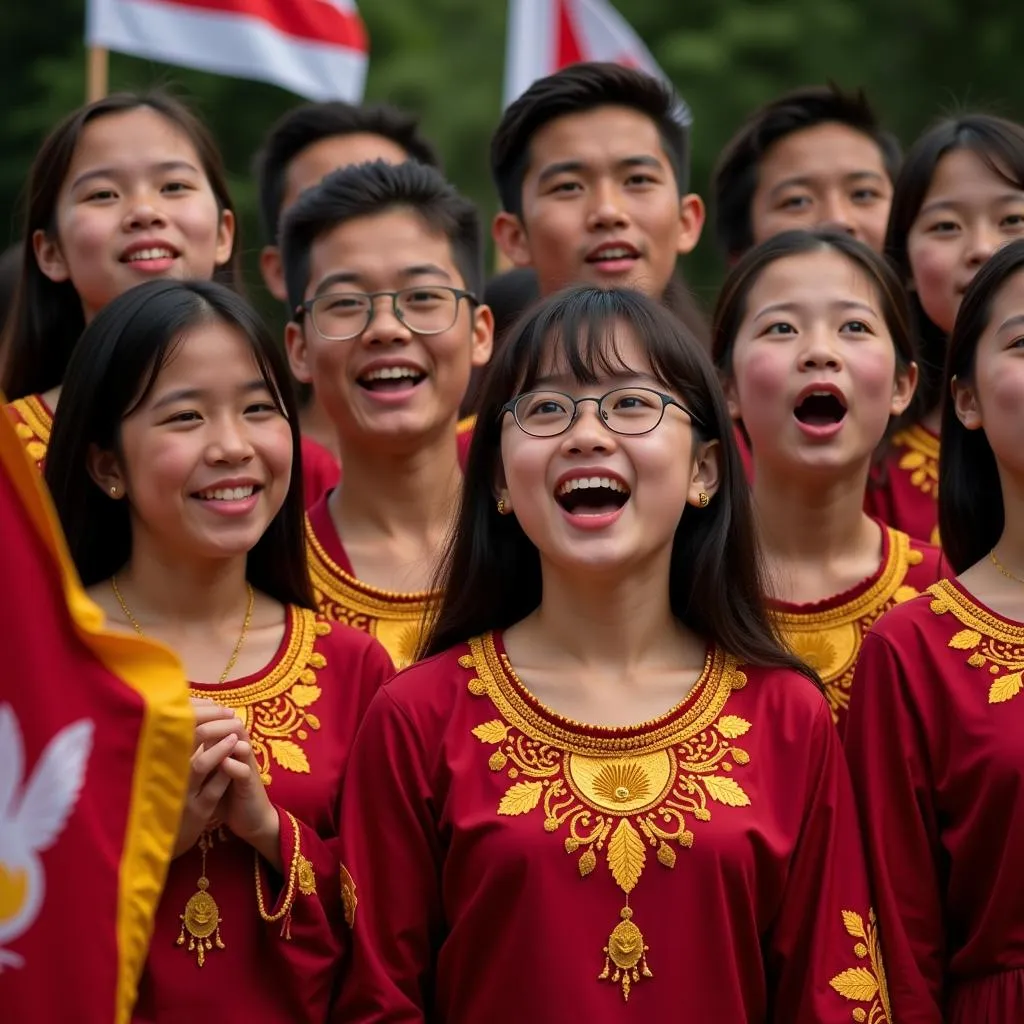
[361,366,424,381]
[126,247,174,262]
[556,476,630,496]
[593,247,634,260]
[197,486,255,501]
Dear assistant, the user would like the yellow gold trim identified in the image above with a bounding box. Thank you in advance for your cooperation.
[254,811,302,939]
[9,395,53,444]
[892,423,939,498]
[928,580,1024,704]
[829,908,891,1023]
[456,414,477,435]
[191,609,331,785]
[465,633,749,1001]
[774,528,924,720]
[0,403,192,1024]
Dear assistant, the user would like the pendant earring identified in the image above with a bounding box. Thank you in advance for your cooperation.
[497,498,507,515]
[698,492,709,507]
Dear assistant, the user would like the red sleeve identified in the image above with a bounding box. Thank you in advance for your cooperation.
[766,699,891,1024]
[333,686,444,1023]
[301,435,341,508]
[253,632,396,1016]
[845,630,945,1023]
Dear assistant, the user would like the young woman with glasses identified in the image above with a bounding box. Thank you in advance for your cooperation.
[334,285,888,1023]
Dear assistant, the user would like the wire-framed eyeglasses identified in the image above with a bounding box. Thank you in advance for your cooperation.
[295,286,478,341]
[501,387,698,438]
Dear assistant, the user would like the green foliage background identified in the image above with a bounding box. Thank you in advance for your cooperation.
[2,0,1022,327]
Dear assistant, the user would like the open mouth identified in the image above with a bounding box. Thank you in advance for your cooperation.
[555,476,631,515]
[357,366,427,392]
[121,246,179,264]
[193,485,260,502]
[585,243,641,266]
[794,390,848,427]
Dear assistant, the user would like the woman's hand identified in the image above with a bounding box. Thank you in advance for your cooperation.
[172,698,246,858]
[219,737,282,872]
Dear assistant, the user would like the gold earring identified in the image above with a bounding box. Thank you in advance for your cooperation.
[698,492,709,507]
[110,485,120,498]
[497,498,506,515]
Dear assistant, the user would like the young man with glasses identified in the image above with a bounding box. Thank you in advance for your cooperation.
[281,160,493,667]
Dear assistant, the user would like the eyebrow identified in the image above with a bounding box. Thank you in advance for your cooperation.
[70,160,200,192]
[768,170,886,198]
[536,154,664,186]
[997,313,1024,334]
[150,379,270,411]
[313,264,453,295]
[918,192,1024,217]
[753,300,878,319]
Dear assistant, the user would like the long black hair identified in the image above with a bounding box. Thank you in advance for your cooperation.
[939,239,1024,573]
[885,113,1024,421]
[423,286,817,684]
[2,90,241,401]
[44,279,313,608]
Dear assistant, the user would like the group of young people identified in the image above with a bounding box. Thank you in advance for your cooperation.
[1,59,1023,1023]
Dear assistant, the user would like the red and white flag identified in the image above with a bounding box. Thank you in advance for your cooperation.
[503,0,689,122]
[87,0,369,102]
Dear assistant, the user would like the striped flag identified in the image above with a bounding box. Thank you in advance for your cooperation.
[87,0,369,102]
[503,0,689,123]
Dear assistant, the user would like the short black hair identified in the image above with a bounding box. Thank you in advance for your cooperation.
[712,84,902,259]
[280,160,484,314]
[491,62,692,218]
[253,101,442,243]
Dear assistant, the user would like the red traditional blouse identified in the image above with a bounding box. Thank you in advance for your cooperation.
[846,579,1024,1023]
[132,608,393,1024]
[772,523,944,736]
[336,633,890,1023]
[864,424,940,546]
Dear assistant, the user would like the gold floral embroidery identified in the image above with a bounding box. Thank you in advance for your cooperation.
[340,864,358,928]
[893,424,939,497]
[929,580,1024,704]
[190,607,330,783]
[464,635,750,1002]
[8,396,52,467]
[297,856,316,896]
[775,528,925,721]
[306,515,433,670]
[829,908,891,1023]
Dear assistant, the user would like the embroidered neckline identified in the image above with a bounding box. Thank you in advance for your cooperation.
[305,512,435,610]
[190,606,331,784]
[462,633,750,1000]
[928,578,1024,640]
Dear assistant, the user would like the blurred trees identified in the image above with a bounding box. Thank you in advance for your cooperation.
[2,0,1022,322]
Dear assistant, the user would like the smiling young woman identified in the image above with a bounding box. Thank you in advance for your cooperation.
[334,285,887,1023]
[43,279,393,1024]
[713,229,944,735]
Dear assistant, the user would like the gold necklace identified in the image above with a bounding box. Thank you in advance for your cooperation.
[110,575,255,684]
[989,549,1024,585]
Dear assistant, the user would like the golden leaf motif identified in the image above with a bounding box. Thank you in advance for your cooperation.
[488,751,507,772]
[967,653,986,668]
[269,738,310,773]
[656,842,676,868]
[716,715,751,739]
[607,819,646,894]
[829,967,879,1003]
[842,910,866,938]
[989,672,1023,705]
[497,781,543,816]
[289,683,322,707]
[305,713,321,730]
[472,719,510,744]
[948,629,982,650]
[578,849,596,877]
[703,775,751,807]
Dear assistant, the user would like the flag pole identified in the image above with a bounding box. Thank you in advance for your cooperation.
[86,46,109,102]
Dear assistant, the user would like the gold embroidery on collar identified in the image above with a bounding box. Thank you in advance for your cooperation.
[774,529,923,721]
[305,515,432,669]
[829,908,891,1023]
[189,607,330,783]
[893,424,939,498]
[9,396,52,465]
[929,580,1024,704]
[462,636,750,1001]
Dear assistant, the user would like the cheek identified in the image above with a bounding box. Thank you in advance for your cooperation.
[260,421,295,482]
[178,197,225,264]
[731,348,791,425]
[909,239,958,328]
[58,208,112,267]
[851,347,897,400]
[126,436,198,506]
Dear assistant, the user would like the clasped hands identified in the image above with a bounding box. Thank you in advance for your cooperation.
[173,697,282,872]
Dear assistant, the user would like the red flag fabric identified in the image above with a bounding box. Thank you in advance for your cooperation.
[87,0,368,102]
[0,403,192,1023]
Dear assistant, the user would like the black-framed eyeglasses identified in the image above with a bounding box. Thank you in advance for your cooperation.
[295,286,478,341]
[500,387,698,438]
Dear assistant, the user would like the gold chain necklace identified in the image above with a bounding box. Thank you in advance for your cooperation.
[110,575,255,684]
[989,549,1024,585]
